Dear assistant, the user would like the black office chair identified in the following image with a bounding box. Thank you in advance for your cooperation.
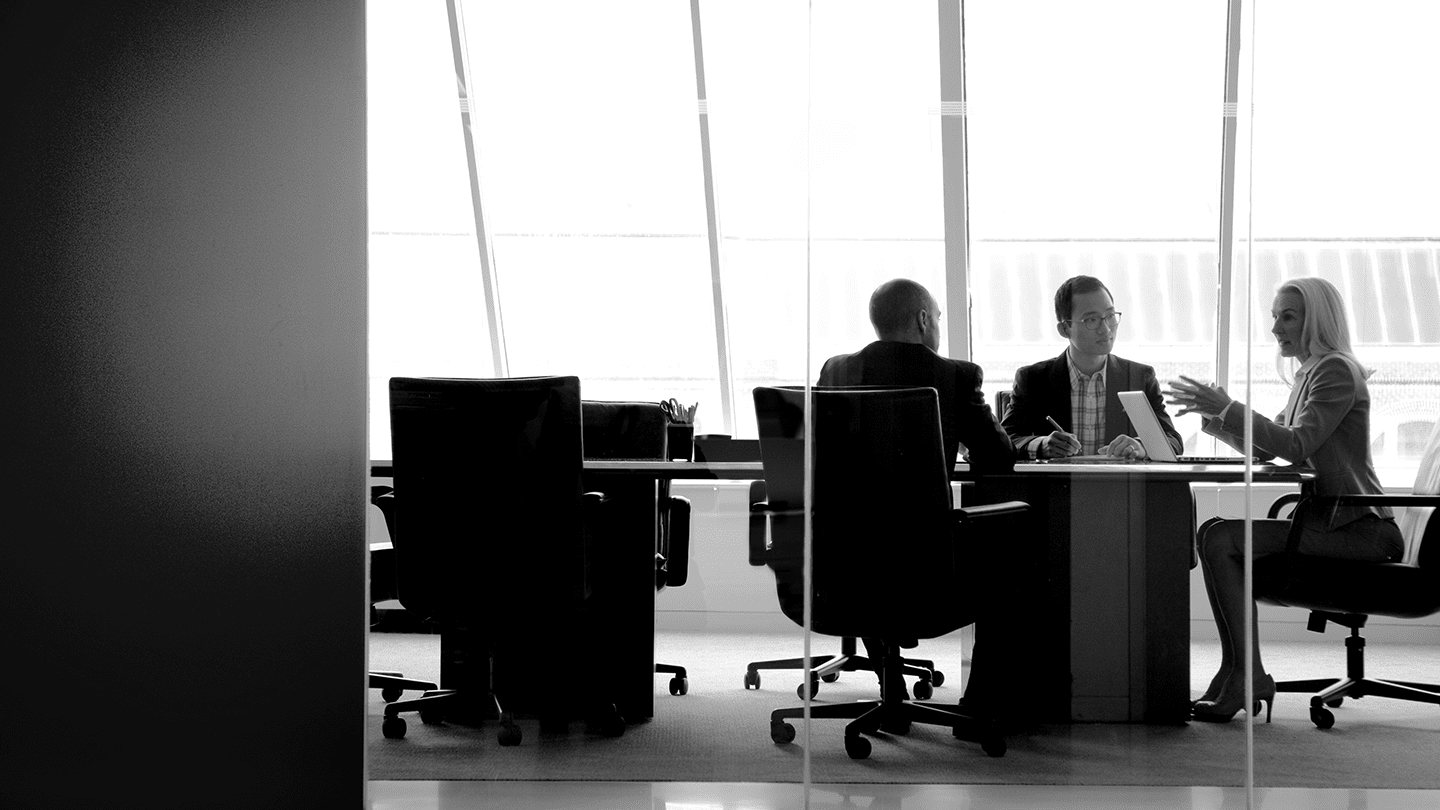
[367,485,438,703]
[744,477,945,700]
[581,400,692,696]
[751,385,1027,760]
[380,375,620,744]
[1254,421,1440,729]
[994,390,1012,422]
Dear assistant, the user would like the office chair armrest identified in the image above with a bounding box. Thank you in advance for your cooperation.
[372,490,397,541]
[580,491,610,506]
[1330,494,1440,508]
[663,495,691,587]
[748,479,769,566]
[748,502,809,565]
[1278,493,1440,524]
[953,500,1029,524]
[748,500,768,566]
[1267,492,1303,519]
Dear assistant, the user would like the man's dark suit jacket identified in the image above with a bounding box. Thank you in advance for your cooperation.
[1001,351,1183,457]
[817,341,1015,473]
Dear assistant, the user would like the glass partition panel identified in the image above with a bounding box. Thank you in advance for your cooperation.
[962,0,1247,788]
[966,1,1230,458]
[460,0,723,416]
[702,0,945,439]
[367,0,494,455]
[1241,0,1440,796]
[367,0,811,793]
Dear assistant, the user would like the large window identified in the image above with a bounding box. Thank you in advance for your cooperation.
[1235,0,1440,485]
[367,0,1437,468]
[964,1,1229,452]
[367,0,1440,800]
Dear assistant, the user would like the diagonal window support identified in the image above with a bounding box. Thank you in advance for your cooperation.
[689,0,736,434]
[938,0,972,362]
[446,0,509,378]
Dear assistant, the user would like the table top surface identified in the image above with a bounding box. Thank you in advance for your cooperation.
[373,459,1312,483]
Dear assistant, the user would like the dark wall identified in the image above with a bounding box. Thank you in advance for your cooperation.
[1,2,367,806]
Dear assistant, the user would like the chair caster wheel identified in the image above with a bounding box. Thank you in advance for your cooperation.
[381,716,407,739]
[913,680,934,700]
[669,676,689,696]
[821,673,841,683]
[798,677,820,700]
[588,704,626,737]
[1324,697,1343,708]
[419,709,445,725]
[381,687,402,703]
[770,720,796,744]
[930,670,945,687]
[1311,706,1336,729]
[982,736,1007,757]
[844,733,872,759]
[744,670,761,690]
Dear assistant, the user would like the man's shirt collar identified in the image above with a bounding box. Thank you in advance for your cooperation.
[1065,350,1108,383]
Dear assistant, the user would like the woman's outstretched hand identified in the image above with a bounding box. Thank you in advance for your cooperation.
[1165,375,1233,418]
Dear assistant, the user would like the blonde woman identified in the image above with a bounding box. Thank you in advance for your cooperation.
[1166,277,1403,723]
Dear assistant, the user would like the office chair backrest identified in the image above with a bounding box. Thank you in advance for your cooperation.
[388,376,587,627]
[580,400,690,590]
[580,401,667,459]
[995,390,1012,422]
[753,385,961,639]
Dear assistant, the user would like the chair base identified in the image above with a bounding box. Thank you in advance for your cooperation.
[1278,675,1440,729]
[1275,613,1440,729]
[765,642,1001,760]
[380,687,629,742]
[381,688,524,745]
[769,698,1006,760]
[743,636,942,699]
[369,671,439,703]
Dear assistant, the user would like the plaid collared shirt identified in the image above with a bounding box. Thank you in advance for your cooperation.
[1068,358,1107,456]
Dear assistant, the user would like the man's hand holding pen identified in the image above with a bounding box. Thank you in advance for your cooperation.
[1041,415,1082,458]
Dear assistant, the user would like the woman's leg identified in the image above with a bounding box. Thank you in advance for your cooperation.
[1197,520,1239,699]
[1197,519,1290,700]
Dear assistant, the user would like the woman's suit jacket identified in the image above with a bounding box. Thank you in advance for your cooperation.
[1001,351,1183,457]
[1204,352,1391,531]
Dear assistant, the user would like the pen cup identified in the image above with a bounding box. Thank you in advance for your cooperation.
[666,423,694,461]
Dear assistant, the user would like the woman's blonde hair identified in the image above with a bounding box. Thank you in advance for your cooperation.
[1275,276,1369,384]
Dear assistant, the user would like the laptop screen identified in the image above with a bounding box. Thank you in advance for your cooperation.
[1117,390,1181,462]
[1117,390,1254,463]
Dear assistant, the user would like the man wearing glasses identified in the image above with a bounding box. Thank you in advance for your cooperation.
[1001,275,1183,460]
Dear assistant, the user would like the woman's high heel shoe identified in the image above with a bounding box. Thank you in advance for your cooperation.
[1191,669,1232,709]
[1191,674,1276,724]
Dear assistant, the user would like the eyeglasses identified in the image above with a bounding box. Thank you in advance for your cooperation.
[1066,312,1122,331]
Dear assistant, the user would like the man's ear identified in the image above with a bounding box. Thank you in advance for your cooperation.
[1056,320,1071,339]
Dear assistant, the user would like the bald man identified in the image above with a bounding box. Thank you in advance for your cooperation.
[818,278,1014,473]
[817,279,1023,722]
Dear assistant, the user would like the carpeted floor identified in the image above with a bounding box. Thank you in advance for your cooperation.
[368,628,1440,787]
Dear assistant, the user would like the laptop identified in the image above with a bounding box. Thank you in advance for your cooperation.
[1117,390,1254,464]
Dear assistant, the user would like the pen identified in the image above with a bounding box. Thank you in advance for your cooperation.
[1045,415,1065,434]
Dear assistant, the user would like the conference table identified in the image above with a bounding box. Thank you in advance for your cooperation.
[580,458,1311,725]
[373,459,1309,725]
